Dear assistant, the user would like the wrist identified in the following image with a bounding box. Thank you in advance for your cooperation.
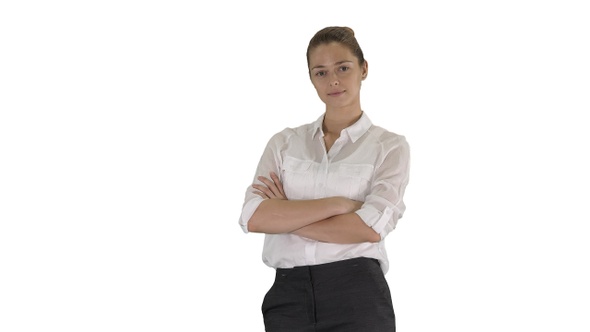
[331,197,353,215]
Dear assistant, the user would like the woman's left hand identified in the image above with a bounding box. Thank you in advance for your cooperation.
[252,172,287,200]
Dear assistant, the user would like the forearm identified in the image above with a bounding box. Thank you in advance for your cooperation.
[247,197,352,234]
[292,213,381,244]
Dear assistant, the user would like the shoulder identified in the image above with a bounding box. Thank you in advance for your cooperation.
[367,124,409,150]
[274,118,316,139]
[265,120,315,146]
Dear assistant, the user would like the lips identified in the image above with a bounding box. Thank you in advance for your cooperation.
[328,90,345,96]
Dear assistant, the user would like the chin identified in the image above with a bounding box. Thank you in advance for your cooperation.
[327,100,354,109]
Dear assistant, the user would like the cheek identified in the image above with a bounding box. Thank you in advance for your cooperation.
[311,81,325,94]
[311,77,323,87]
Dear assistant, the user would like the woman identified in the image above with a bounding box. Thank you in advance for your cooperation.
[239,26,410,332]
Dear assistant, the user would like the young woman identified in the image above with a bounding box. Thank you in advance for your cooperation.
[239,26,410,332]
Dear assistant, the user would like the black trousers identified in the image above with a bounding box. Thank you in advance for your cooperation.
[262,257,395,332]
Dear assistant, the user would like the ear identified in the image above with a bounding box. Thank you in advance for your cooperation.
[361,60,369,80]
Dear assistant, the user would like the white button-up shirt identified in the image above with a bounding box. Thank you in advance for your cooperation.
[239,112,410,274]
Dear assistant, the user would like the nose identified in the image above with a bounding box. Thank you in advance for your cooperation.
[329,72,339,86]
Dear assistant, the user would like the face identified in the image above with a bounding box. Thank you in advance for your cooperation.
[308,42,368,110]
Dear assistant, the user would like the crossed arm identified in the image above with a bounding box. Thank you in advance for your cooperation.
[247,172,381,244]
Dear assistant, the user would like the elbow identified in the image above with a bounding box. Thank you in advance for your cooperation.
[247,216,282,234]
[247,201,270,233]
[247,213,270,233]
[247,217,261,233]
[368,230,382,243]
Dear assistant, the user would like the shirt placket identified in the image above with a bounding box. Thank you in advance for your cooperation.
[304,135,348,265]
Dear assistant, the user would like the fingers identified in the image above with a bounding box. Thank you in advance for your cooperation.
[257,175,280,197]
[252,172,286,199]
[269,172,286,197]
[252,183,273,198]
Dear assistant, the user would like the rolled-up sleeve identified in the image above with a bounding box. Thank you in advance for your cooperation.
[239,195,264,233]
[355,135,410,239]
[238,131,288,233]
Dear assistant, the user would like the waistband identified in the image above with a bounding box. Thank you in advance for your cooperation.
[275,257,380,281]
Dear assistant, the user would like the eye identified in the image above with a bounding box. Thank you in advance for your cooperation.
[315,71,327,77]
[339,66,350,72]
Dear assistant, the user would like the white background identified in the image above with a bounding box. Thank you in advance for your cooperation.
[1,1,589,331]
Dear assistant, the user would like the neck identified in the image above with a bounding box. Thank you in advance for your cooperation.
[323,107,362,135]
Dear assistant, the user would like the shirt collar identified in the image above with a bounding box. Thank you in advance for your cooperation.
[312,112,372,143]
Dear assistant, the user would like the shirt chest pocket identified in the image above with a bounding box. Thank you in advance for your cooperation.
[329,163,374,201]
[281,157,317,199]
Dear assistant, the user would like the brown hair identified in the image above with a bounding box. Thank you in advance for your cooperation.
[306,26,366,70]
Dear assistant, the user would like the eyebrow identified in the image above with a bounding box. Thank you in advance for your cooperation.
[311,60,354,71]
